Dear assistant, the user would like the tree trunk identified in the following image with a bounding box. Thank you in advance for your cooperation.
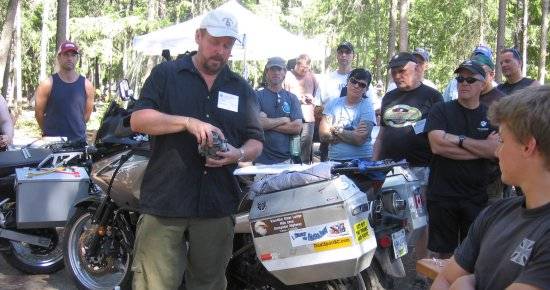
[94,57,100,89]
[14,0,21,114]
[56,0,69,49]
[39,0,50,82]
[387,0,398,87]
[147,0,157,21]
[374,0,382,83]
[495,0,507,83]
[1,46,12,98]
[398,0,410,52]
[521,0,528,76]
[0,0,19,90]
[539,0,549,83]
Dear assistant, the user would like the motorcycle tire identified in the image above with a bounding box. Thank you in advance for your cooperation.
[63,206,133,290]
[1,228,64,274]
[361,259,393,290]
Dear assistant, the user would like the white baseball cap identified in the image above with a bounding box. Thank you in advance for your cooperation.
[200,9,242,43]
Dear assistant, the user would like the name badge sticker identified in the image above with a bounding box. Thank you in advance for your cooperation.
[218,91,239,112]
[413,119,427,135]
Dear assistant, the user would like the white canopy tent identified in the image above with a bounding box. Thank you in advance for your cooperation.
[132,0,325,61]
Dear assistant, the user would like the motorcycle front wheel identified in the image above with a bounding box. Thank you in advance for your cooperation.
[1,227,64,274]
[63,207,133,290]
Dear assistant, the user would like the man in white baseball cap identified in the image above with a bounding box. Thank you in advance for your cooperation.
[130,7,264,290]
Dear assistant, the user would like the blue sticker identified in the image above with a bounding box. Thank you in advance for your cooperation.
[282,101,291,114]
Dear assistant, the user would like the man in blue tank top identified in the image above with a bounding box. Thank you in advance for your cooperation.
[34,40,95,141]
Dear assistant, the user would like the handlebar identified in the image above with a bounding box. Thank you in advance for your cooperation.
[330,159,408,175]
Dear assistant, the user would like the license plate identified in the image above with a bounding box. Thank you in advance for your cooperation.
[392,229,408,259]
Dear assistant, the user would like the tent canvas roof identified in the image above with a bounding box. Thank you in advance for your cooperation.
[132,0,325,60]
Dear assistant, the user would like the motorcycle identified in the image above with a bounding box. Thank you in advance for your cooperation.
[0,137,93,274]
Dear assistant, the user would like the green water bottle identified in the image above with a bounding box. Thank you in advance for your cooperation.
[290,134,301,164]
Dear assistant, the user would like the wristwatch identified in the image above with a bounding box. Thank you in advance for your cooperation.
[237,148,245,162]
[458,135,466,148]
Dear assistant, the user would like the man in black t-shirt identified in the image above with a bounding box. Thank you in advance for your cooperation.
[373,52,442,262]
[426,60,499,257]
[432,86,550,290]
[497,48,540,95]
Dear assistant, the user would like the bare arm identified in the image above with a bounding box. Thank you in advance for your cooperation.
[206,138,263,167]
[34,77,53,132]
[272,119,302,135]
[258,111,291,130]
[428,130,478,160]
[372,126,384,160]
[445,131,499,159]
[319,115,338,144]
[0,96,14,145]
[431,257,471,290]
[83,79,95,122]
[506,283,544,290]
[334,121,372,146]
[130,108,223,147]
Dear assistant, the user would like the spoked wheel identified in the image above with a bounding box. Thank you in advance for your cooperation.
[361,259,393,290]
[63,207,132,290]
[1,227,64,274]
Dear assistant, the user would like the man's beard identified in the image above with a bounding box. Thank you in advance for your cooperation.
[202,55,226,75]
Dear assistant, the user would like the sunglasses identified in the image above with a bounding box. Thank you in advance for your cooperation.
[349,77,367,88]
[455,76,481,84]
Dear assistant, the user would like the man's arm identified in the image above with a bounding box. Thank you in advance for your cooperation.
[334,121,373,146]
[83,79,95,122]
[372,126,384,160]
[445,131,499,159]
[428,130,478,160]
[0,96,14,145]
[130,108,223,147]
[272,119,302,135]
[431,256,472,290]
[206,138,263,167]
[34,77,53,132]
[258,111,291,130]
[319,115,338,144]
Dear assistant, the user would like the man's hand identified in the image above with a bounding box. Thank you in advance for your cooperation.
[205,143,241,167]
[486,131,500,158]
[0,134,8,150]
[185,117,225,148]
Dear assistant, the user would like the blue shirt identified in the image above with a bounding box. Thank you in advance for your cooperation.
[323,97,376,160]
[255,88,302,164]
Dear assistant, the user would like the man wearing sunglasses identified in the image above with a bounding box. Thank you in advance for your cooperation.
[319,68,376,162]
[425,60,500,258]
[255,57,303,165]
[497,48,540,96]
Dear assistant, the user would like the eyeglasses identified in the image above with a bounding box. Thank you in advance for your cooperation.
[455,76,481,84]
[275,93,282,108]
[349,77,367,88]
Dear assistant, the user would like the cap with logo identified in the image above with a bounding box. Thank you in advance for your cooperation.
[388,52,418,68]
[454,59,486,79]
[265,57,286,69]
[337,41,354,53]
[57,41,79,55]
[472,45,493,59]
[199,9,242,43]
[412,47,430,62]
[471,54,495,71]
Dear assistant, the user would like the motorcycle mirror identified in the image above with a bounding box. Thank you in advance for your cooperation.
[117,79,134,101]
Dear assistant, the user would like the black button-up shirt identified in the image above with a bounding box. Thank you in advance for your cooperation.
[134,52,264,218]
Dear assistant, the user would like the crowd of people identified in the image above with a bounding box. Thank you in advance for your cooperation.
[0,7,547,290]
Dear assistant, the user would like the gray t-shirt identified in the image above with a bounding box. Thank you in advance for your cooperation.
[255,88,303,164]
[454,196,550,290]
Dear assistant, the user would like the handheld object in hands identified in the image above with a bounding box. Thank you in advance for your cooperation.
[198,131,228,159]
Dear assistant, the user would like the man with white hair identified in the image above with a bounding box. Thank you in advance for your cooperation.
[130,9,264,289]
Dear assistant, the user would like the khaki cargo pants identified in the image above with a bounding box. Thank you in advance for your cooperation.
[131,214,234,290]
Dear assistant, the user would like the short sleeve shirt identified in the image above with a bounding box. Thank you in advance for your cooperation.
[133,53,264,218]
[454,197,550,290]
[379,84,443,166]
[425,100,495,202]
[497,77,536,95]
[323,97,376,160]
[255,88,302,164]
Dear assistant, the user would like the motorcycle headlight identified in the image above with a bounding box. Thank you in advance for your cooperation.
[380,190,406,215]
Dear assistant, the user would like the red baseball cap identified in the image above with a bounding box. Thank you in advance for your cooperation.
[57,41,79,54]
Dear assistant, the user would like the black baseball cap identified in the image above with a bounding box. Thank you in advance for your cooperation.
[337,41,354,53]
[454,59,486,79]
[388,52,418,68]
